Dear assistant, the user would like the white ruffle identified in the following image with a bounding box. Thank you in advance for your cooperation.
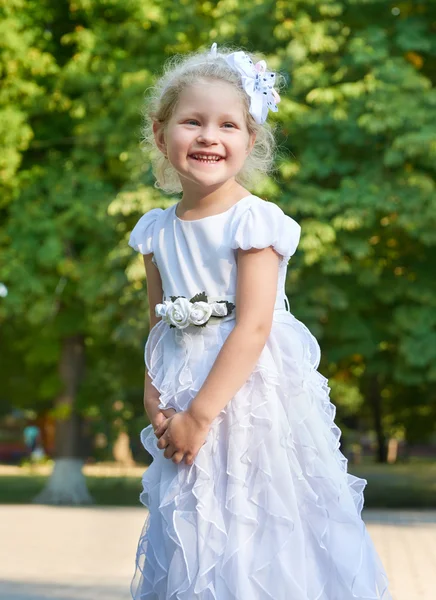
[230,199,301,262]
[131,314,392,600]
[129,208,164,255]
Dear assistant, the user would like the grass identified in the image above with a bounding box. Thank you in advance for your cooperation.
[0,460,435,508]
[350,460,436,509]
[0,474,143,505]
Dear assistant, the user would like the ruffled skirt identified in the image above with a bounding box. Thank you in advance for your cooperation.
[131,312,391,600]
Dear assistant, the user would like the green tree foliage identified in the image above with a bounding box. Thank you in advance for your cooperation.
[0,0,435,503]
[268,0,436,457]
[0,0,169,499]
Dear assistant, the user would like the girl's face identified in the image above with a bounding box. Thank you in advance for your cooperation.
[154,80,256,194]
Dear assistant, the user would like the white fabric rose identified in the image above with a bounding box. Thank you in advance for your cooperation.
[189,301,213,326]
[210,302,228,317]
[156,295,234,329]
[166,297,192,329]
[155,300,172,320]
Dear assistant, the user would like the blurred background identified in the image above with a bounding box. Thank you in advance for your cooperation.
[1,0,435,518]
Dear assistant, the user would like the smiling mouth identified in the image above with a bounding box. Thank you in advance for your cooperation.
[189,154,224,164]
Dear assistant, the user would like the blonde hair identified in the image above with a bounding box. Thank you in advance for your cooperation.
[141,45,283,195]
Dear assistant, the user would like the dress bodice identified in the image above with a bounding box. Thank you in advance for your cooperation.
[129,195,301,309]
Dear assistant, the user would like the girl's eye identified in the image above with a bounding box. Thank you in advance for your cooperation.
[184,120,236,128]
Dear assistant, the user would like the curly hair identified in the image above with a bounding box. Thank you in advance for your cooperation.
[141,45,284,195]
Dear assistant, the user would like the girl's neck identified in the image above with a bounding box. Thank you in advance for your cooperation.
[179,181,250,216]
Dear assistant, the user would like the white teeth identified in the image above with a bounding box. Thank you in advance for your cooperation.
[191,155,222,162]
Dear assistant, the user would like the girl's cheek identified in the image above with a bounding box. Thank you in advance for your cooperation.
[176,132,194,148]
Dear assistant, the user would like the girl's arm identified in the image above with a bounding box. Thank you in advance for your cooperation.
[142,255,175,427]
[156,246,280,464]
[188,246,280,423]
[143,254,163,330]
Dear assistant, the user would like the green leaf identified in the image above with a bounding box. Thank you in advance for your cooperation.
[190,291,208,303]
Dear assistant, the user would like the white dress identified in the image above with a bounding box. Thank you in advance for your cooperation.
[129,194,391,600]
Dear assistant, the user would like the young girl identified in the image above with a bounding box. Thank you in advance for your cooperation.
[129,43,391,600]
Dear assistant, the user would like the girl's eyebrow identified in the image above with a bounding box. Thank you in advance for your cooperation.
[178,112,241,122]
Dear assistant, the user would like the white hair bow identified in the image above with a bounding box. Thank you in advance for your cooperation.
[208,42,280,125]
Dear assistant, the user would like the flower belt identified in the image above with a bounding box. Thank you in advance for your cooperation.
[155,292,235,329]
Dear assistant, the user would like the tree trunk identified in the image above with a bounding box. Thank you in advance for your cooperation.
[34,334,93,505]
[368,375,388,463]
[113,430,135,467]
[387,438,398,464]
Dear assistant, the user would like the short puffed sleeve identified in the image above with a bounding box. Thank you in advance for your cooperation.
[128,208,163,255]
[230,198,301,261]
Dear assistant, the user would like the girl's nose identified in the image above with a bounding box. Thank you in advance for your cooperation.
[196,129,218,144]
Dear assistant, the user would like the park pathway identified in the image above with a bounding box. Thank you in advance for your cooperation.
[0,505,435,599]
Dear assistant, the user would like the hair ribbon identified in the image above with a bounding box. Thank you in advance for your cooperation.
[208,42,280,125]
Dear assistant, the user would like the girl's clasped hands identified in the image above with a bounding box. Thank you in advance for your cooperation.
[154,410,210,466]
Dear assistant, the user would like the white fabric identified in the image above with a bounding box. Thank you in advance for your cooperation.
[129,207,164,255]
[128,195,299,308]
[129,194,392,600]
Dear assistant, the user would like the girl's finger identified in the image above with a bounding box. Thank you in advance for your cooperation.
[164,444,176,459]
[172,451,185,464]
[152,414,164,432]
[155,419,170,439]
[184,453,195,466]
[157,434,169,450]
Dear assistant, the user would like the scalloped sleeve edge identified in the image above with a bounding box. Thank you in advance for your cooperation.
[230,201,301,261]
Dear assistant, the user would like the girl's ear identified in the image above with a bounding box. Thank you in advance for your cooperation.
[152,120,167,156]
[246,132,256,155]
